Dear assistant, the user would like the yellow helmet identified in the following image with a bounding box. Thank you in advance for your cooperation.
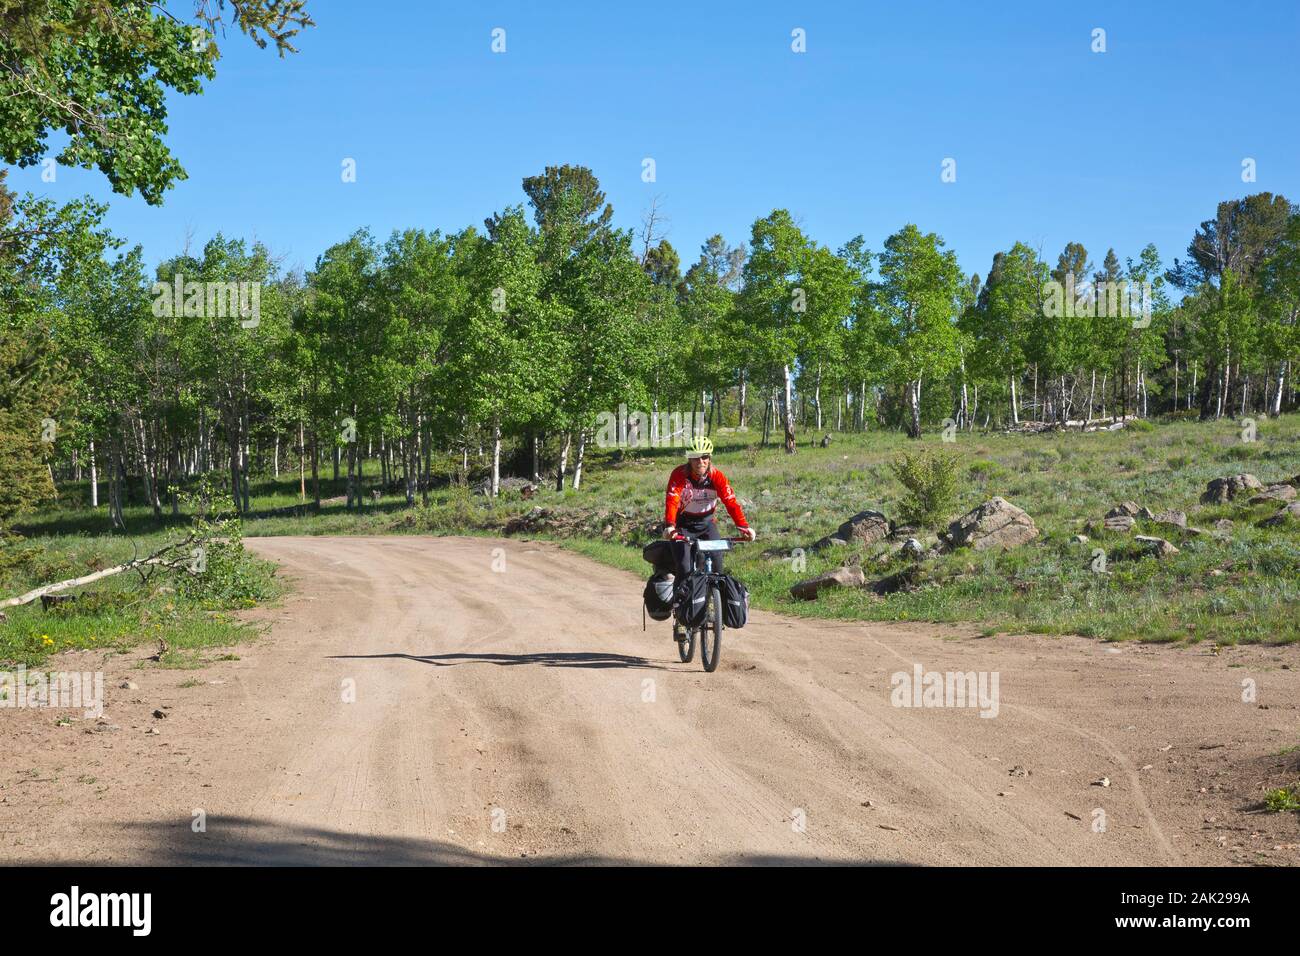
[685,435,714,459]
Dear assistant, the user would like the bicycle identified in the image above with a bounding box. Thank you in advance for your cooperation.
[670,534,744,673]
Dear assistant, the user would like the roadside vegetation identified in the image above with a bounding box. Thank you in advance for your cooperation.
[9,413,1298,651]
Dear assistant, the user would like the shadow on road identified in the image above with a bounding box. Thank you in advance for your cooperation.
[65,816,902,866]
[330,651,670,670]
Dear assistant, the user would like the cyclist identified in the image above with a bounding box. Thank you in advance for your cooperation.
[663,435,756,577]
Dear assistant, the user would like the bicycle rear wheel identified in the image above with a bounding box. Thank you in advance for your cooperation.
[700,586,723,672]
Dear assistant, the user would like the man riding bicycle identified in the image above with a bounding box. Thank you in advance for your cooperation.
[663,436,757,577]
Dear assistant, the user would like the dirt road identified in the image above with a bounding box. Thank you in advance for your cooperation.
[3,535,1298,865]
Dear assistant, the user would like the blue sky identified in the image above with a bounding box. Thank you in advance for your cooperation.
[11,0,1300,282]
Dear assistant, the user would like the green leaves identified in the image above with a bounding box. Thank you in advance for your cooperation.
[0,0,311,204]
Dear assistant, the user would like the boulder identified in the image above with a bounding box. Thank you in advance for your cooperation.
[1107,501,1143,518]
[1154,509,1187,529]
[898,538,926,560]
[1258,501,1300,528]
[1214,518,1235,531]
[1247,484,1297,505]
[816,510,891,550]
[790,565,866,600]
[1200,474,1263,504]
[947,497,1039,551]
[1135,535,1180,558]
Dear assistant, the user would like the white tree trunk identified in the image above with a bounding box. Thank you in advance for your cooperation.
[491,419,501,498]
[89,439,99,508]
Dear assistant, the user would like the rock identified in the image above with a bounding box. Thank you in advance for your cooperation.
[1154,510,1187,529]
[821,512,894,548]
[872,564,928,594]
[760,489,772,497]
[1258,501,1300,528]
[1214,518,1235,531]
[1090,514,1135,534]
[1107,501,1143,518]
[815,535,849,548]
[1071,534,1089,544]
[898,538,926,560]
[790,565,866,600]
[1107,422,1125,431]
[1200,474,1263,504]
[947,498,1039,551]
[1135,535,1180,558]
[1184,526,1206,537]
[120,681,138,690]
[503,506,550,534]
[1247,484,1297,505]
[152,709,168,719]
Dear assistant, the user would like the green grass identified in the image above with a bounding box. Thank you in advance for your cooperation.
[0,525,282,669]
[8,412,1300,648]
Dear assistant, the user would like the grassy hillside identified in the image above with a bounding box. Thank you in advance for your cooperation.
[6,413,1300,658]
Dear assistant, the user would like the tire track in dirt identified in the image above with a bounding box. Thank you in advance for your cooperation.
[2,535,1296,866]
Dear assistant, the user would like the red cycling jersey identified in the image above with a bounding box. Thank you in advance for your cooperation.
[664,463,749,529]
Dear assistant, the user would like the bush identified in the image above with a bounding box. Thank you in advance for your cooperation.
[890,449,960,530]
[967,459,1008,483]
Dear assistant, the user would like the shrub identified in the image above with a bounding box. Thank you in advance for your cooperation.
[890,449,960,530]
[1264,783,1300,813]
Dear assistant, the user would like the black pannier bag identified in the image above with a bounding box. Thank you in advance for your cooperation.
[641,540,676,575]
[643,573,675,621]
[720,575,749,629]
[674,572,711,629]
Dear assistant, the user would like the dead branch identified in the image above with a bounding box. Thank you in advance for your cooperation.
[0,533,199,610]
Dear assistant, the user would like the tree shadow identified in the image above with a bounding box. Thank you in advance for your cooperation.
[59,816,903,866]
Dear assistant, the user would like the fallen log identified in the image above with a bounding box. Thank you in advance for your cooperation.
[1,535,198,610]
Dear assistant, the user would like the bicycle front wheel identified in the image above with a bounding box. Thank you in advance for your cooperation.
[700,586,723,672]
[677,624,696,663]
